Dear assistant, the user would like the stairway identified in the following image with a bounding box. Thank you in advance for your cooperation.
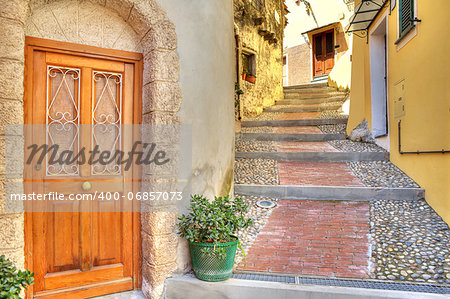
[236,84,423,202]
[236,83,424,201]
[233,82,429,282]
[269,83,348,113]
[165,83,448,297]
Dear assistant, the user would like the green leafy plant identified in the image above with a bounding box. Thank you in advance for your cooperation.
[0,255,34,299]
[177,195,253,259]
[235,82,244,96]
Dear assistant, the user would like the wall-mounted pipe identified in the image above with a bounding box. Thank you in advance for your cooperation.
[398,120,450,154]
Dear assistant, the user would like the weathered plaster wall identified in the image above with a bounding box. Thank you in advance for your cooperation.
[348,1,450,223]
[157,0,235,199]
[155,2,236,297]
[234,0,284,116]
[284,43,311,86]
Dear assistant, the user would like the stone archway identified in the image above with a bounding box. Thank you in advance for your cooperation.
[0,0,182,298]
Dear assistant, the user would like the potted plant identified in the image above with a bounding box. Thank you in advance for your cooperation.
[241,72,247,80]
[245,73,256,84]
[0,255,34,298]
[177,195,253,282]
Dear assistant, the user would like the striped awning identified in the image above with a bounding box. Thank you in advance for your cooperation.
[345,0,389,33]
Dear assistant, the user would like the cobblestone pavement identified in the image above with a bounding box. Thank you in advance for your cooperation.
[329,140,387,152]
[318,124,347,134]
[240,126,274,133]
[242,112,283,121]
[235,139,276,152]
[236,200,370,278]
[347,161,420,188]
[234,158,278,185]
[319,110,348,119]
[235,195,279,266]
[278,112,321,120]
[235,196,450,285]
[370,200,450,284]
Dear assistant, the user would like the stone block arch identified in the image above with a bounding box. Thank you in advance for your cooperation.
[0,0,183,298]
[26,0,182,124]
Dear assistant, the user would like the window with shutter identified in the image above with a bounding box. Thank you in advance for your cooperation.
[399,0,414,37]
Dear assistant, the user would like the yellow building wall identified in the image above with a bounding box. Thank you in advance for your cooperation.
[348,1,450,223]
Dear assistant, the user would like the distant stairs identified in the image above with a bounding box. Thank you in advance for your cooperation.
[311,74,329,84]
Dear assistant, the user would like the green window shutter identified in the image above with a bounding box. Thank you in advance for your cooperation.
[399,0,414,37]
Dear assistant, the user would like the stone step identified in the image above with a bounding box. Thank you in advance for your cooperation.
[241,118,348,127]
[235,151,389,162]
[166,275,441,299]
[234,184,425,201]
[277,96,346,105]
[311,75,329,84]
[283,92,345,98]
[239,132,346,142]
[283,88,338,95]
[284,82,328,89]
[265,103,343,113]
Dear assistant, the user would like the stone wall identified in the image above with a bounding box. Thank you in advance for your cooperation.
[0,0,27,273]
[284,43,311,86]
[234,0,285,116]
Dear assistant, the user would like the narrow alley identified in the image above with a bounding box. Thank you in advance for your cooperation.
[234,83,449,284]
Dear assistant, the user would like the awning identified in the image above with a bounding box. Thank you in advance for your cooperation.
[345,0,389,35]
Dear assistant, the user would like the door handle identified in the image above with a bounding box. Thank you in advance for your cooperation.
[82,181,92,191]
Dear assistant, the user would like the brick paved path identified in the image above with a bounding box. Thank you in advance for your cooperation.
[274,141,338,152]
[278,161,364,186]
[236,200,370,278]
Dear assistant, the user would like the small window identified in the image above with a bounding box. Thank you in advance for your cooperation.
[399,0,414,38]
[252,0,265,11]
[242,52,256,76]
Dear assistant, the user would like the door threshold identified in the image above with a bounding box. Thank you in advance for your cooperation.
[33,278,133,298]
[90,290,144,299]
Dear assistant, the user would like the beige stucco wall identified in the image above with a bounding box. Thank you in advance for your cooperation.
[284,43,311,86]
[156,1,236,296]
[0,0,236,298]
[234,0,284,116]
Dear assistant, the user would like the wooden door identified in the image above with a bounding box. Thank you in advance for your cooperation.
[24,37,142,298]
[313,30,335,77]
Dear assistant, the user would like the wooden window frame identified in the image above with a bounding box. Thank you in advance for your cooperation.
[242,50,257,77]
